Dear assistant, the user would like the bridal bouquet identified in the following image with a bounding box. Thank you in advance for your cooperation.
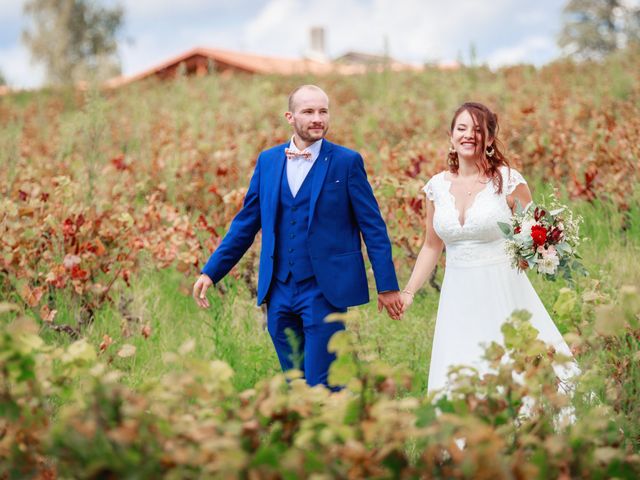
[498,196,586,280]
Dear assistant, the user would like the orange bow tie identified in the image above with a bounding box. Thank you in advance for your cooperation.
[285,148,312,160]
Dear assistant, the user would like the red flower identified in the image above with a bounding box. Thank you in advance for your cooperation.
[530,224,548,246]
[62,218,77,239]
[549,227,563,243]
[111,154,128,171]
[534,207,546,221]
[514,226,521,234]
[70,265,89,281]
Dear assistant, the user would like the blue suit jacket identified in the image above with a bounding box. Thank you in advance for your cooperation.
[201,139,399,308]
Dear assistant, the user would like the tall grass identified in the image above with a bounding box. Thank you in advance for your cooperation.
[31,192,633,399]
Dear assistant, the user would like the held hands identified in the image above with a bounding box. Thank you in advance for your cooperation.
[192,274,213,308]
[377,290,403,320]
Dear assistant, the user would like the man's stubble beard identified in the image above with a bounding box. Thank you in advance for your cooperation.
[295,122,329,143]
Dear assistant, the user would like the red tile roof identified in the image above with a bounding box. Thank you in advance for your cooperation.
[105,46,421,87]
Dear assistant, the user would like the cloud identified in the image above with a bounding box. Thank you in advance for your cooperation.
[0,0,23,23]
[119,0,261,21]
[243,0,519,63]
[0,43,44,88]
[119,27,242,74]
[486,35,557,67]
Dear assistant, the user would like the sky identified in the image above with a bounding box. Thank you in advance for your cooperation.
[0,0,567,88]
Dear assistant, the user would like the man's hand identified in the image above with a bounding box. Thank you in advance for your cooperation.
[378,290,403,320]
[192,274,213,308]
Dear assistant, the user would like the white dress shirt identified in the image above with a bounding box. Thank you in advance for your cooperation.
[286,137,322,197]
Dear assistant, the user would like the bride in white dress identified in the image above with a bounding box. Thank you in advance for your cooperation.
[400,102,578,394]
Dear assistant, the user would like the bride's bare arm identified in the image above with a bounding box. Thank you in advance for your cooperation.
[401,199,444,309]
[507,183,533,211]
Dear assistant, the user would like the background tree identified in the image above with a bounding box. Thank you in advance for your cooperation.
[22,0,124,85]
[0,69,6,86]
[559,0,640,59]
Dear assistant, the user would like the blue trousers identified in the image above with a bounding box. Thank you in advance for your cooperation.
[266,275,346,388]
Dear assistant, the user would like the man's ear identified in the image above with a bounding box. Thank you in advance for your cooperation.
[284,111,293,124]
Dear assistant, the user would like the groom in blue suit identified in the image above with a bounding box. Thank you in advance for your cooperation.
[193,85,402,388]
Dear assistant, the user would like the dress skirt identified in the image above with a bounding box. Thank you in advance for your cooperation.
[427,256,579,394]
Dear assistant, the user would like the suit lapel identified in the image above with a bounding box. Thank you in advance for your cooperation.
[308,140,333,229]
[266,144,287,233]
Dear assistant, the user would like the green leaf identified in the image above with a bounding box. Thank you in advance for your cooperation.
[502,310,538,349]
[553,288,577,319]
[382,450,409,474]
[501,322,519,349]
[327,330,352,355]
[328,355,357,386]
[497,221,513,236]
[414,403,437,427]
[302,450,325,473]
[549,207,565,216]
[343,398,361,424]
[251,444,284,467]
[0,400,21,420]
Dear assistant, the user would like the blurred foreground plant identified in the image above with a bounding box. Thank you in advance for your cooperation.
[1,284,640,478]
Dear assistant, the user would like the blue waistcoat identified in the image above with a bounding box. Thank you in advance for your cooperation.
[273,161,317,282]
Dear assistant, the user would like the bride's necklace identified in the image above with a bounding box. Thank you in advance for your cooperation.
[457,173,490,196]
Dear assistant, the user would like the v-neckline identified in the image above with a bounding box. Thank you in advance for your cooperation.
[442,173,491,228]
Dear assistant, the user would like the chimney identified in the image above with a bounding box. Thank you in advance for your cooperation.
[307,26,328,62]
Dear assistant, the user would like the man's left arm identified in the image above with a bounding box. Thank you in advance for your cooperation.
[347,153,402,318]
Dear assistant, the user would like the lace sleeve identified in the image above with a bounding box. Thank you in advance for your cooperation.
[422,176,435,201]
[505,168,527,195]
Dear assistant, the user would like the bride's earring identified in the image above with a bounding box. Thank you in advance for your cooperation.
[485,145,495,158]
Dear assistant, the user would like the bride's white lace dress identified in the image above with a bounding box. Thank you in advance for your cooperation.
[424,166,578,393]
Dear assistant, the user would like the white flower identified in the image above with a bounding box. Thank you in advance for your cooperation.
[537,248,560,275]
[505,240,519,256]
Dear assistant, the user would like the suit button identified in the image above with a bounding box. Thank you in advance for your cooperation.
[290,220,296,225]
[288,260,294,265]
[292,207,298,212]
[288,248,293,252]
[290,234,295,239]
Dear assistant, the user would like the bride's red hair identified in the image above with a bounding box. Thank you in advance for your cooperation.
[447,102,510,194]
